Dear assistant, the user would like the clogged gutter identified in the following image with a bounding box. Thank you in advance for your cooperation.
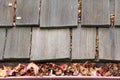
[0,0,118,78]
[0,61,120,77]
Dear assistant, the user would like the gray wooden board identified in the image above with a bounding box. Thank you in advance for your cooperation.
[99,28,120,60]
[40,0,78,28]
[81,0,110,27]
[31,28,70,60]
[110,0,115,14]
[4,27,31,59]
[0,29,6,60]
[0,0,15,27]
[72,24,96,59]
[16,0,40,26]
[115,0,120,26]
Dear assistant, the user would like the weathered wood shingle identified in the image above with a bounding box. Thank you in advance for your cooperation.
[115,0,120,26]
[4,27,31,59]
[31,28,70,60]
[72,24,96,60]
[110,0,115,14]
[81,0,110,27]
[99,28,120,60]
[0,29,6,60]
[40,0,78,28]
[16,0,40,26]
[0,0,14,27]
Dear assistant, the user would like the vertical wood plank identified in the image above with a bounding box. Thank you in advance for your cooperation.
[110,0,115,14]
[4,27,31,59]
[0,29,6,60]
[31,28,70,60]
[16,0,40,26]
[81,0,110,27]
[72,24,96,59]
[40,0,78,28]
[99,28,114,60]
[114,28,120,60]
[0,0,14,27]
[99,28,120,60]
[115,0,120,26]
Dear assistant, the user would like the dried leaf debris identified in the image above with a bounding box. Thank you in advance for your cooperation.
[0,61,120,77]
[0,0,118,78]
[78,0,81,23]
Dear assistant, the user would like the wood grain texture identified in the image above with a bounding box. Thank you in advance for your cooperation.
[0,29,6,60]
[99,28,120,60]
[31,28,70,60]
[0,0,14,27]
[81,0,110,27]
[4,27,31,59]
[40,0,78,28]
[115,0,120,26]
[72,24,96,59]
[16,0,40,26]
[110,0,115,14]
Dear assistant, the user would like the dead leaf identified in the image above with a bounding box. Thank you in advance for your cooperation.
[27,63,39,75]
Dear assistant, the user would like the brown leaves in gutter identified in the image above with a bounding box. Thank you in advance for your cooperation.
[0,61,120,77]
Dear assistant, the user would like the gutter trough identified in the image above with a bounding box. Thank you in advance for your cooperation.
[0,76,120,80]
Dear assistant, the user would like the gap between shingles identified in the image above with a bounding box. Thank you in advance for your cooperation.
[95,27,99,61]
[2,29,7,59]
[29,27,32,60]
[69,28,72,62]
